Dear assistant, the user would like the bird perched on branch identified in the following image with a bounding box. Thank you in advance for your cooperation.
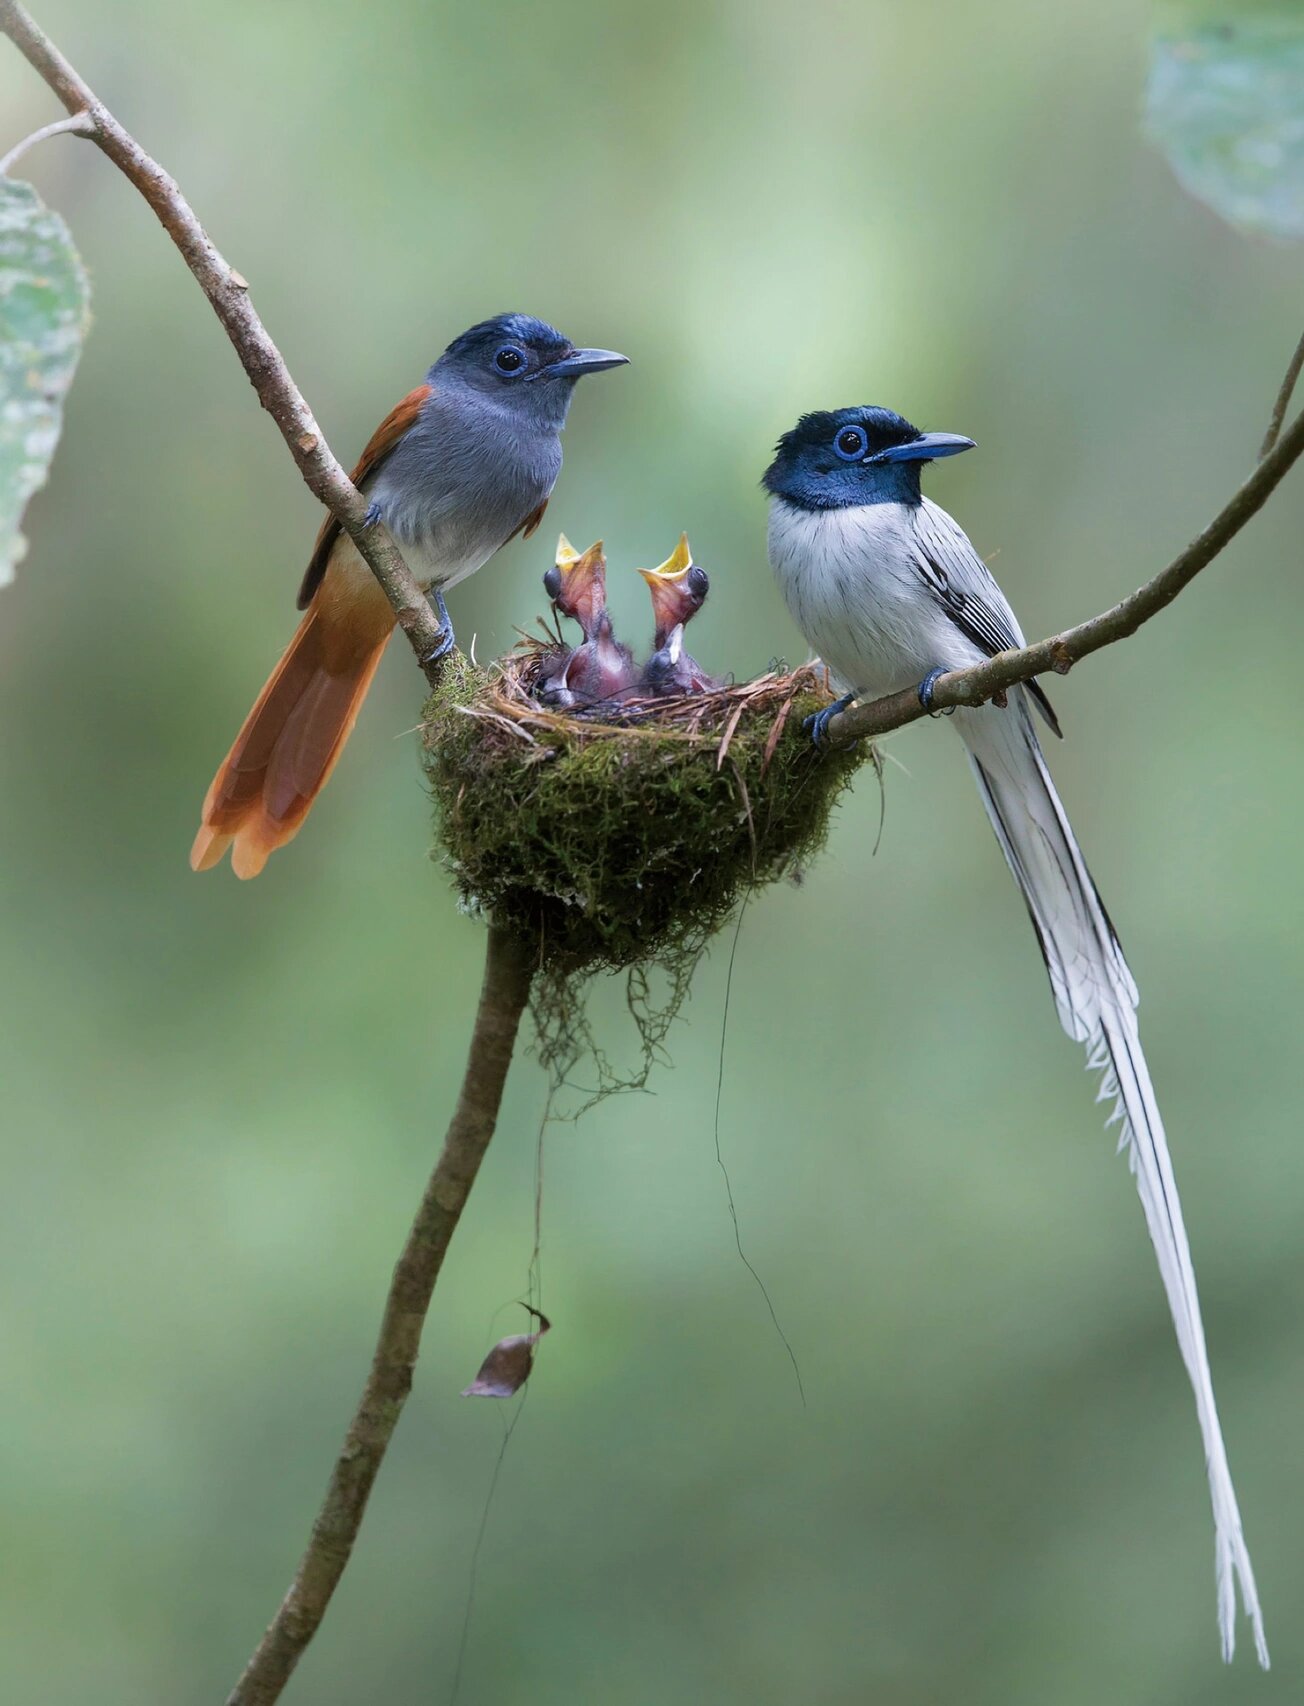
[764,404,1268,1668]
[190,314,627,877]
[537,535,635,707]
[637,533,718,695]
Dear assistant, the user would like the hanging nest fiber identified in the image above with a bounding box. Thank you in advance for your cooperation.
[421,644,871,982]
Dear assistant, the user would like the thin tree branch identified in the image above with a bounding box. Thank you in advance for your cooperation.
[0,107,91,175]
[226,925,535,1706]
[0,10,534,1698]
[1260,325,1304,461]
[0,0,448,680]
[825,387,1304,746]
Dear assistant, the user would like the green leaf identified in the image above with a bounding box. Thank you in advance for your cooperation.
[0,177,90,586]
[1146,8,1304,240]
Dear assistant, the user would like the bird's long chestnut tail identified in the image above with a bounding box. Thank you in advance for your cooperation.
[190,573,394,879]
[961,691,1268,1667]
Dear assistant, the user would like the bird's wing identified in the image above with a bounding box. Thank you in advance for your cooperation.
[911,499,1061,737]
[508,497,549,543]
[296,384,433,610]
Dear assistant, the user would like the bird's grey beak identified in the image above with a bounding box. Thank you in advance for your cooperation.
[868,432,975,464]
[542,348,629,379]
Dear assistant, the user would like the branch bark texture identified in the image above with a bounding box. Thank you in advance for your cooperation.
[0,0,448,679]
[226,925,534,1706]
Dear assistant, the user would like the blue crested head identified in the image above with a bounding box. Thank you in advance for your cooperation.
[763,406,974,511]
[432,313,628,399]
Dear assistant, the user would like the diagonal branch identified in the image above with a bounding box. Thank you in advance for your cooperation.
[0,10,535,1701]
[226,926,535,1706]
[824,392,1304,745]
[0,0,448,680]
[1260,325,1304,460]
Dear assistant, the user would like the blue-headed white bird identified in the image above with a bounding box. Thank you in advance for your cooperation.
[764,404,1268,1667]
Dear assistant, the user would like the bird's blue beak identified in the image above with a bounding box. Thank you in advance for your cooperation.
[868,431,975,464]
[541,348,630,379]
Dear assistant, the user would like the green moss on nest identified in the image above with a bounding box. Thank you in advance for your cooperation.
[421,651,869,980]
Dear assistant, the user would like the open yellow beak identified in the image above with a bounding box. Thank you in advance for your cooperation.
[555,535,603,578]
[554,532,583,574]
[548,537,606,625]
[637,532,693,587]
[638,534,694,634]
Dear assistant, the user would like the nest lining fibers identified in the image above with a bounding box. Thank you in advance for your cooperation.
[422,645,870,984]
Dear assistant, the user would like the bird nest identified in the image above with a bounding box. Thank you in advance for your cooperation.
[421,646,870,983]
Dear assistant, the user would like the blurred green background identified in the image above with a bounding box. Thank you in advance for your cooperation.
[3,2,1303,1701]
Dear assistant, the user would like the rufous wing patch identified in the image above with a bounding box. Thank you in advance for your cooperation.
[296,382,432,610]
[514,497,549,542]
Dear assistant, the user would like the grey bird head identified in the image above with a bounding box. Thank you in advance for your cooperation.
[431,312,628,433]
[763,406,974,511]
[369,314,627,561]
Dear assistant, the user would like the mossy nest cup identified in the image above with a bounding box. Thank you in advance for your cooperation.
[422,649,869,977]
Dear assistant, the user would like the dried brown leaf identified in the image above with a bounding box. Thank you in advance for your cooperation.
[715,700,747,772]
[760,695,796,778]
[460,1308,551,1399]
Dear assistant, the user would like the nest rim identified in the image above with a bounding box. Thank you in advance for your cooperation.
[421,645,869,980]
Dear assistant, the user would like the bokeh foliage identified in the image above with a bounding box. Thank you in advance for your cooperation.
[1148,4,1304,239]
[0,177,89,584]
[2,3,1304,1704]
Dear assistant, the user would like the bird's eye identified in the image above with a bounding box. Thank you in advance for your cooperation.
[543,566,562,600]
[494,345,526,374]
[834,425,869,461]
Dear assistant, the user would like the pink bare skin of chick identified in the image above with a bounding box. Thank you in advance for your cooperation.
[638,534,719,695]
[538,536,636,708]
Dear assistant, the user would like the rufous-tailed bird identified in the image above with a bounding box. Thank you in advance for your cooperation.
[538,534,636,707]
[637,533,717,695]
[764,404,1267,1666]
[190,314,627,877]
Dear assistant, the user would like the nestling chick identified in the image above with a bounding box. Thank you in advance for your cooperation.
[637,534,718,695]
[538,535,636,707]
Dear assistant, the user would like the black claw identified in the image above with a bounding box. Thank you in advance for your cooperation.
[917,666,949,714]
[804,691,855,747]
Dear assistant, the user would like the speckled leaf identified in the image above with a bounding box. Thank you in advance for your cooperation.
[1146,8,1304,240]
[0,178,90,585]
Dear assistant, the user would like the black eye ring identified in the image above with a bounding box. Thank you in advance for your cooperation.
[834,424,869,461]
[494,345,526,374]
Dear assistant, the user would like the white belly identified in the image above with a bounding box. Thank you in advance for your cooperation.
[767,499,982,698]
[395,532,496,593]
